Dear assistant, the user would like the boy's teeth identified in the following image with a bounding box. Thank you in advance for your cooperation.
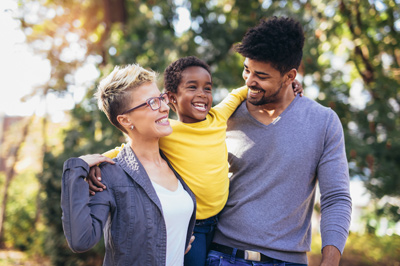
[193,103,206,111]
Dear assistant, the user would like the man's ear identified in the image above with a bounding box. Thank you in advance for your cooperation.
[285,69,297,85]
[116,114,132,130]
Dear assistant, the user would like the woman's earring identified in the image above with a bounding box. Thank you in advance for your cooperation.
[173,100,176,103]
[130,125,134,130]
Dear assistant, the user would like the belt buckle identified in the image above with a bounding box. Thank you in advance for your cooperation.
[244,250,261,261]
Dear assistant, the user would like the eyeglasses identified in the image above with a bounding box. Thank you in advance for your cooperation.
[121,93,169,114]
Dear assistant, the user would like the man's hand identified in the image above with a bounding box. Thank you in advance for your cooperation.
[87,165,107,195]
[292,79,304,97]
[185,235,195,254]
[320,245,341,266]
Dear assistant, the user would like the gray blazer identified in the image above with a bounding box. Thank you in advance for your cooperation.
[61,145,196,266]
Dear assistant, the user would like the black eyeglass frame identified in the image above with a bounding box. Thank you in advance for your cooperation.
[121,93,169,115]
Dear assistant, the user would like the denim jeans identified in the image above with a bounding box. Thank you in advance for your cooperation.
[206,250,308,266]
[184,215,219,266]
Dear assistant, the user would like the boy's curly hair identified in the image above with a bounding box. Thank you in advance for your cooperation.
[163,56,211,93]
[235,16,305,75]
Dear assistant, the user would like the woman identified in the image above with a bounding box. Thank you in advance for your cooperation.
[61,64,196,266]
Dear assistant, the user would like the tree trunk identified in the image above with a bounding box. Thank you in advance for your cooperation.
[0,163,15,248]
[32,116,48,227]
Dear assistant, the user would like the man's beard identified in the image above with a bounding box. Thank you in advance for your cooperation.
[247,82,284,106]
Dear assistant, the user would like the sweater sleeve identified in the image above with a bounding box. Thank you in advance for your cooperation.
[213,86,248,121]
[103,143,125,159]
[317,110,352,254]
[61,158,113,253]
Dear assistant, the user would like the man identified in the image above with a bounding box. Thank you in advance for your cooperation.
[206,17,352,266]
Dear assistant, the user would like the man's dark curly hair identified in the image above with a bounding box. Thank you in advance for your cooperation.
[163,56,211,93]
[235,16,305,75]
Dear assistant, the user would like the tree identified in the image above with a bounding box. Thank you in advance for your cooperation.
[302,0,400,227]
[338,0,400,219]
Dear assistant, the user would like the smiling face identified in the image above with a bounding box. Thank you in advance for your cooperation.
[242,58,287,106]
[169,66,213,123]
[119,82,172,139]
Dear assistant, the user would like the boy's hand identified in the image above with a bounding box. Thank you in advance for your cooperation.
[292,79,303,97]
[78,154,113,195]
[86,165,107,195]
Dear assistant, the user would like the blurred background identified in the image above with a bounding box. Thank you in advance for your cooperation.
[0,0,399,265]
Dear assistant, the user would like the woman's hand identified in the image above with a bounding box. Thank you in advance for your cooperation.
[79,154,115,167]
[292,79,304,97]
[185,235,195,254]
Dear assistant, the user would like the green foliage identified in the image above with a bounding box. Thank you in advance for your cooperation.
[0,171,41,252]
[362,199,400,236]
[334,0,400,198]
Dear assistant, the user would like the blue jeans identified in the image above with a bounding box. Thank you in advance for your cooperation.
[184,215,219,266]
[206,250,308,266]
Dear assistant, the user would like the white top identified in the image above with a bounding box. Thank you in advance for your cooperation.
[151,180,194,266]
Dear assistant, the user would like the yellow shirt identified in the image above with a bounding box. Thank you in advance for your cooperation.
[104,86,248,219]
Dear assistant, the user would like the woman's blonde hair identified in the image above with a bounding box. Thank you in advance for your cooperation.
[95,64,157,133]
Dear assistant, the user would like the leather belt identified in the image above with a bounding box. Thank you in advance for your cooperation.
[209,243,273,262]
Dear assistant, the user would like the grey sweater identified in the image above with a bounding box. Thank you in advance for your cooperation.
[213,95,352,264]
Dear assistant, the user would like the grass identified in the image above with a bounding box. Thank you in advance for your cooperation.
[0,249,50,266]
[309,232,400,266]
